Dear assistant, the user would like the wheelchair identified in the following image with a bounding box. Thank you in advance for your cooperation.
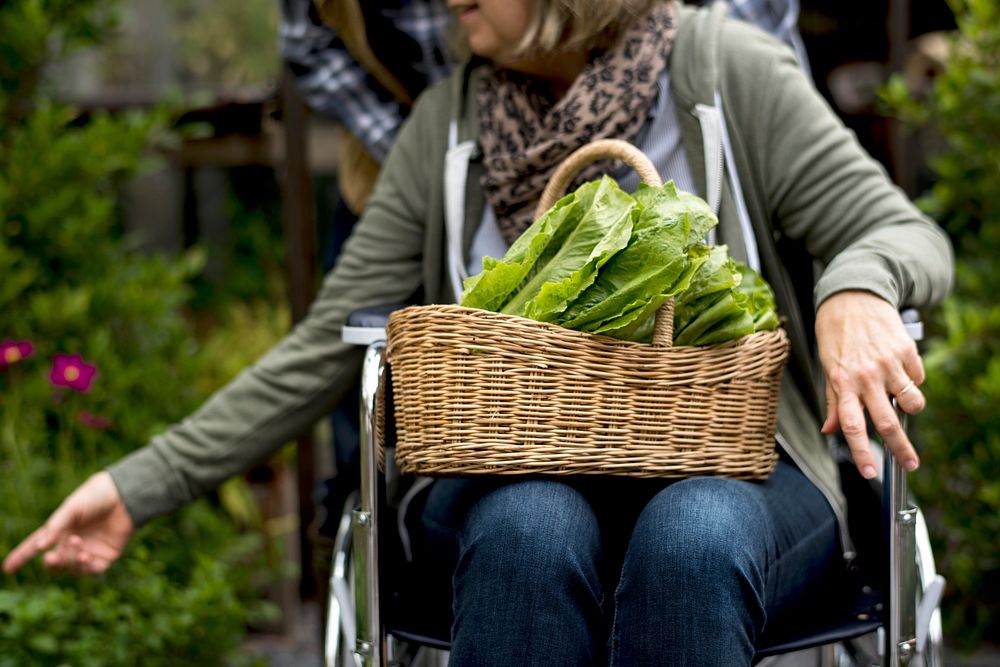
[322,305,945,667]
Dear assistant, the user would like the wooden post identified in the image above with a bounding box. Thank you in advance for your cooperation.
[279,65,319,601]
[888,0,915,196]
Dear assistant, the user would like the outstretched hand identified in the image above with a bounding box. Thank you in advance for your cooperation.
[3,471,134,575]
[816,290,926,480]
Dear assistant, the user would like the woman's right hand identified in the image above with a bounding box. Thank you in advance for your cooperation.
[2,471,134,575]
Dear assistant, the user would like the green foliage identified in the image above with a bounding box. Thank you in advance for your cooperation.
[0,518,271,667]
[187,183,287,313]
[883,0,1000,649]
[0,0,116,108]
[62,0,279,93]
[1,0,288,663]
[168,0,280,88]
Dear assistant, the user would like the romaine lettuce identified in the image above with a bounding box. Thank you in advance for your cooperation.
[459,178,780,345]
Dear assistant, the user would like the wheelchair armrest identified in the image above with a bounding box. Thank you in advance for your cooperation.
[343,303,408,346]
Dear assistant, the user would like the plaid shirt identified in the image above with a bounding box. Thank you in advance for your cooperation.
[281,0,808,163]
[280,0,453,162]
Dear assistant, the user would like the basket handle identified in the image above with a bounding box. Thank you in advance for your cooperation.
[533,139,664,218]
[533,139,674,347]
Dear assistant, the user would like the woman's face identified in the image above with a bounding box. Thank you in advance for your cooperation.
[448,0,532,66]
[450,0,586,93]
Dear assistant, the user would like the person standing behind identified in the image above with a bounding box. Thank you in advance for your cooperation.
[279,0,455,499]
[280,0,453,232]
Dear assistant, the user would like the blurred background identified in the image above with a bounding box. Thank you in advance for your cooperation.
[0,0,997,664]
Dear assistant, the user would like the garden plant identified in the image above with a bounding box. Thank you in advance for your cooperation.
[883,0,1000,651]
[1,0,289,664]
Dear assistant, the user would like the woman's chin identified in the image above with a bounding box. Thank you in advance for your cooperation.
[466,36,501,61]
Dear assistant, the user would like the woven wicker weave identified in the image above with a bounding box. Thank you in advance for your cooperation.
[384,139,789,479]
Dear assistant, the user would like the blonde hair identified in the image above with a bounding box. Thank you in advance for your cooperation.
[518,0,669,54]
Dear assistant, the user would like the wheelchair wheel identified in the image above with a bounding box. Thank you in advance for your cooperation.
[324,492,361,667]
[325,589,360,667]
[914,510,945,667]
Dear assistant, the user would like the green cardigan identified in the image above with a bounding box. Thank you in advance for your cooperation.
[109,5,953,558]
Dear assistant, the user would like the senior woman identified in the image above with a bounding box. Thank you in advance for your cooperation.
[6,0,952,664]
[414,1,951,663]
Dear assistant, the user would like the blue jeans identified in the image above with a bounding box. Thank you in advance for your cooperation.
[421,458,840,666]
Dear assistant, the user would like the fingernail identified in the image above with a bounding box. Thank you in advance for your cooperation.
[905,459,919,471]
[862,465,877,479]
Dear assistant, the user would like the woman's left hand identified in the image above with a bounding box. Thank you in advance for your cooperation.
[815,290,926,480]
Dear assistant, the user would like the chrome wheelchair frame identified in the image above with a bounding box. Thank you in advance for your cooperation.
[325,309,945,667]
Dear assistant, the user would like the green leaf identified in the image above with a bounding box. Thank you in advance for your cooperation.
[28,633,59,655]
[462,179,774,346]
[635,181,719,244]
[460,192,580,312]
[560,181,695,330]
[500,177,635,321]
[595,253,706,342]
[673,245,742,334]
[734,263,780,331]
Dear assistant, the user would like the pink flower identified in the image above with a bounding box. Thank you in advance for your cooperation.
[0,340,34,371]
[77,410,113,430]
[49,353,98,393]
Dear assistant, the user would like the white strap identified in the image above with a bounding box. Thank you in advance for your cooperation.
[694,103,724,216]
[715,91,761,272]
[444,120,476,301]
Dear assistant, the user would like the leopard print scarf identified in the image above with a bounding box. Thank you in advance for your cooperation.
[478,2,678,244]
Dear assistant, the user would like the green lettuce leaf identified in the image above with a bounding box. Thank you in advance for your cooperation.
[593,260,700,343]
[461,176,777,347]
[593,248,707,341]
[634,182,718,244]
[460,191,581,312]
[672,257,781,345]
[673,245,742,331]
[560,183,713,333]
[674,291,755,345]
[500,176,635,321]
[735,263,781,331]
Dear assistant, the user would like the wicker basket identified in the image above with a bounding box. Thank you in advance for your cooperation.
[384,140,789,480]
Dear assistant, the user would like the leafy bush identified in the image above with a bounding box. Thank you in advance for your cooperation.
[186,178,287,314]
[882,0,1000,649]
[0,509,271,667]
[1,0,288,663]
